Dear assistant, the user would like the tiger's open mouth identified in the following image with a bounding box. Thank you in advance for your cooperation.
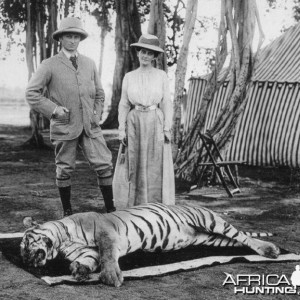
[22,248,47,268]
[33,249,46,267]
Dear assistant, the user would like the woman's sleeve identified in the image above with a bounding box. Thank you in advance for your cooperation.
[160,72,173,131]
[118,74,131,132]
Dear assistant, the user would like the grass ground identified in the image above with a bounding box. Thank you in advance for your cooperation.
[1,125,300,299]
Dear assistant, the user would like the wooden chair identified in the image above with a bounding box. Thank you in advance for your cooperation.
[197,133,244,197]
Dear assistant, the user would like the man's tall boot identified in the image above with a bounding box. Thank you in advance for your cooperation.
[58,186,73,217]
[99,185,116,213]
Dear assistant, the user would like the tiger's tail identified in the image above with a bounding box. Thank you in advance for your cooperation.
[203,231,276,248]
[242,231,276,238]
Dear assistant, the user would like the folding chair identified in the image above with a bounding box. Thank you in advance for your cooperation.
[197,133,244,197]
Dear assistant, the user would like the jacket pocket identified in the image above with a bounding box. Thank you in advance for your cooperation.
[51,119,70,136]
[52,110,70,125]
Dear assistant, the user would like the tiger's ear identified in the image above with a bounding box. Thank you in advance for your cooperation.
[23,216,39,228]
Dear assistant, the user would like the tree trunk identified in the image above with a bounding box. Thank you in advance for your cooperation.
[171,0,198,156]
[25,0,34,80]
[47,0,59,57]
[99,27,108,78]
[207,0,256,144]
[64,0,70,17]
[101,0,141,129]
[36,1,46,63]
[24,0,59,149]
[24,0,44,148]
[175,0,263,185]
[174,1,228,180]
[147,0,167,71]
[91,2,111,79]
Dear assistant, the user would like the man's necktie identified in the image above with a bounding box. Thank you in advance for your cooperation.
[70,56,78,69]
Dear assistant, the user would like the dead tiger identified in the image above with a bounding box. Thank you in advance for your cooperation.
[20,203,280,287]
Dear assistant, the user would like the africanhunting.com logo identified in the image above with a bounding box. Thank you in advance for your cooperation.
[223,265,300,295]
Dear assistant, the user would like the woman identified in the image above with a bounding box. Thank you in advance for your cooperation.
[116,33,175,207]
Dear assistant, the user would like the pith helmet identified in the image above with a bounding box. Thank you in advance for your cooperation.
[52,17,88,41]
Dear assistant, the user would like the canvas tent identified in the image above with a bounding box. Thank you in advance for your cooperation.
[184,22,300,167]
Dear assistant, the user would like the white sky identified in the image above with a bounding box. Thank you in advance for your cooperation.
[0,0,297,93]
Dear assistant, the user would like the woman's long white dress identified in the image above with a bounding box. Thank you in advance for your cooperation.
[116,67,175,207]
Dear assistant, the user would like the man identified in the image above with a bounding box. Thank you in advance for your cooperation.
[26,17,116,216]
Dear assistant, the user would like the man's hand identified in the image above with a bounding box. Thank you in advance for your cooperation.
[53,106,70,120]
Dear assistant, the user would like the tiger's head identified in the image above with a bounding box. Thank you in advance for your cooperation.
[20,217,57,268]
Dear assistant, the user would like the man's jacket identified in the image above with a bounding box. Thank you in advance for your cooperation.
[26,51,105,140]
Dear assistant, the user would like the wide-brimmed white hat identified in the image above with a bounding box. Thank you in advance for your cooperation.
[52,17,88,41]
[130,34,164,53]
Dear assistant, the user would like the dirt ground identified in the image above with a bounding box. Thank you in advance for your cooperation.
[1,125,300,300]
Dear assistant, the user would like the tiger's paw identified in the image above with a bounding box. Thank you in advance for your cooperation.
[262,243,281,259]
[255,240,281,259]
[99,263,124,287]
[70,261,91,282]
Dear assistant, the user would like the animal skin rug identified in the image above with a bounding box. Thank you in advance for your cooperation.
[41,253,300,286]
[1,232,300,286]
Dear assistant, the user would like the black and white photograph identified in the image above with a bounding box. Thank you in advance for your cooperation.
[1,0,300,299]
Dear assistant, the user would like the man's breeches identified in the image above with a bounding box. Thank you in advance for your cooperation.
[52,131,113,187]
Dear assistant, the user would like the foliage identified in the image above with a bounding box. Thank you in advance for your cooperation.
[266,0,278,9]
[164,0,217,69]
[293,0,300,21]
[0,0,26,58]
[137,0,151,22]
[89,0,151,32]
[0,0,216,70]
[0,0,26,26]
[89,0,114,32]
[164,0,185,66]
[191,16,218,76]
[265,0,300,23]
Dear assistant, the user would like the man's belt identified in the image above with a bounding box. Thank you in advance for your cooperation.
[134,104,157,112]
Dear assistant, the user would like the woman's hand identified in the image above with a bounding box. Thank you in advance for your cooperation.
[119,130,127,146]
[164,130,171,143]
